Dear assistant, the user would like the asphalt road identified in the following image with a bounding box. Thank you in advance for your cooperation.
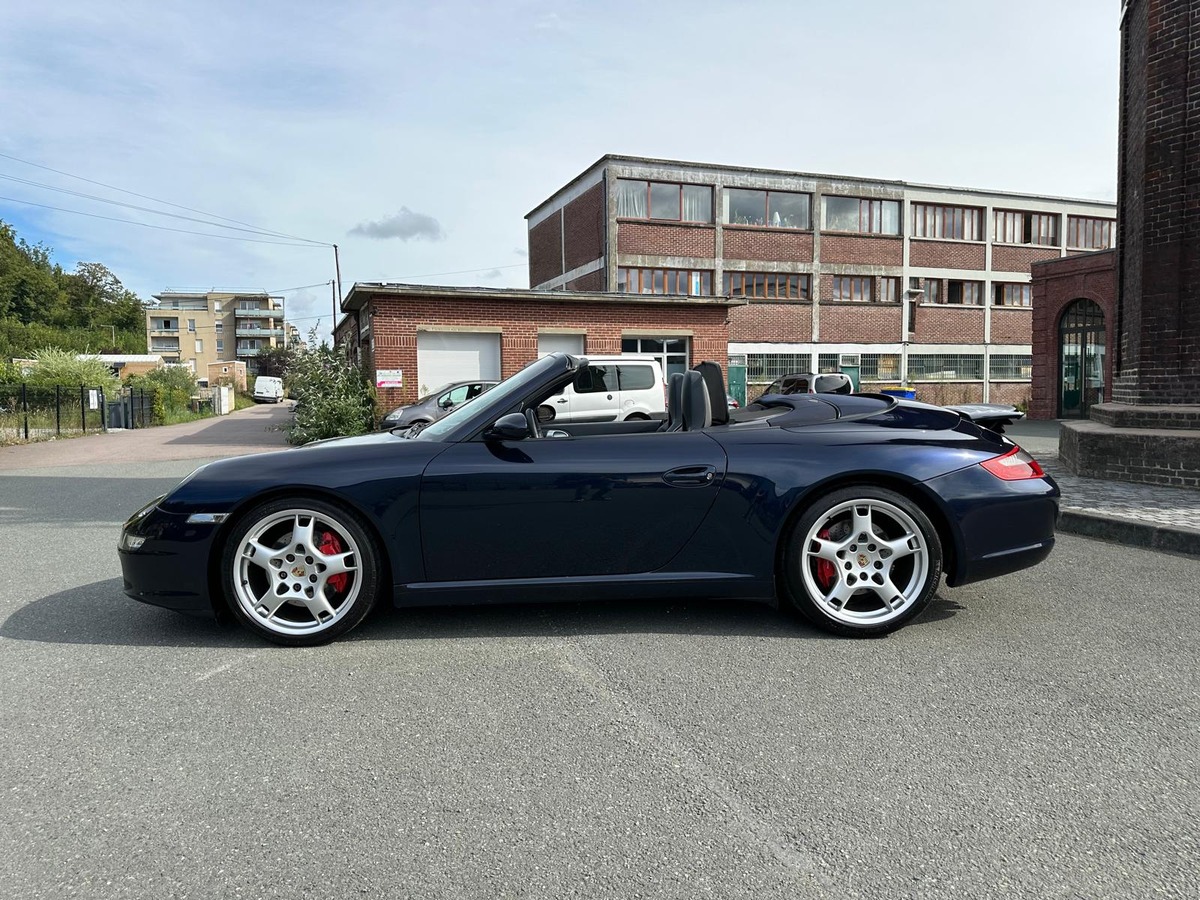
[1,428,1197,898]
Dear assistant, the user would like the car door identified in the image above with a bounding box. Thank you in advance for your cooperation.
[563,364,620,423]
[419,430,728,581]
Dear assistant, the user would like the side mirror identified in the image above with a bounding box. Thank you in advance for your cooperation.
[484,412,531,441]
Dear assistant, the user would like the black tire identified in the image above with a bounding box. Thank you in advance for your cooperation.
[623,412,650,421]
[220,497,382,646]
[782,485,942,637]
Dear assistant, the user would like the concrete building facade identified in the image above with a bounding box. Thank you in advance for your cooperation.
[147,291,285,378]
[526,155,1117,406]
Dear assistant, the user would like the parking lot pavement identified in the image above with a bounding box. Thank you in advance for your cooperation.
[1007,419,1200,555]
[1,456,1197,899]
[0,400,294,470]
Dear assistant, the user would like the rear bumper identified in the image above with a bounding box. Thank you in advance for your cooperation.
[118,504,220,618]
[924,467,1060,587]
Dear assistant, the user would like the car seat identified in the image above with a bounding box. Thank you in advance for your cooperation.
[665,372,686,431]
[680,370,712,431]
[691,361,729,426]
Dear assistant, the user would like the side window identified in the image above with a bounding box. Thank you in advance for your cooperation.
[574,365,617,393]
[466,383,484,399]
[617,365,656,391]
[441,385,470,407]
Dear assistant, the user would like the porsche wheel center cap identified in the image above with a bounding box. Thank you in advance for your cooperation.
[857,553,869,568]
[291,565,307,578]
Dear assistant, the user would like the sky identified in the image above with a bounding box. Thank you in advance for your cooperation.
[0,0,1122,343]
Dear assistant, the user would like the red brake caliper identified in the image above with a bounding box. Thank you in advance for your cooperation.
[319,531,349,593]
[815,527,835,590]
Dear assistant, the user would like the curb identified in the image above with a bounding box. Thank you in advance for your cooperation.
[1058,509,1200,557]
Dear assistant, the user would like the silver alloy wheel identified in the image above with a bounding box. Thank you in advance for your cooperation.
[232,508,362,638]
[799,497,930,627]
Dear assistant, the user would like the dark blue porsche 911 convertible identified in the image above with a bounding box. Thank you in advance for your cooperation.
[119,353,1058,645]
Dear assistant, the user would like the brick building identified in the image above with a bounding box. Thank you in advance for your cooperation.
[1030,249,1117,420]
[526,155,1117,405]
[336,283,738,412]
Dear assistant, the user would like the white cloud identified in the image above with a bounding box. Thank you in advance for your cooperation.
[349,208,445,241]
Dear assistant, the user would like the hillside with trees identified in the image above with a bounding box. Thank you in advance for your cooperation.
[0,219,147,360]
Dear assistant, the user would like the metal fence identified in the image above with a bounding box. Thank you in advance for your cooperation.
[0,384,159,441]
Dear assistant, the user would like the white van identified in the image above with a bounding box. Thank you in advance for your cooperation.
[538,356,666,423]
[252,375,285,403]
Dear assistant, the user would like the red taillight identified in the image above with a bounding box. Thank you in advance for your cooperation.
[979,446,1045,481]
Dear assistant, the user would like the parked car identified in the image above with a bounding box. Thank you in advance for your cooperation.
[380,380,497,430]
[753,372,1024,433]
[251,376,284,403]
[536,355,665,423]
[119,354,1058,646]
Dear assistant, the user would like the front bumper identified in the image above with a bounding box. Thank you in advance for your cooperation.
[118,499,222,617]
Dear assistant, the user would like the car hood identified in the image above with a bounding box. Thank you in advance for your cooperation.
[157,430,446,515]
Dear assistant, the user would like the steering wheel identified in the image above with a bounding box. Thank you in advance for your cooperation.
[524,407,541,439]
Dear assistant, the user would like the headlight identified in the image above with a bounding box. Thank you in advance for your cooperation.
[120,532,147,551]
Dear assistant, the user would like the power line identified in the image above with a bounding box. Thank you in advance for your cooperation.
[374,263,527,280]
[0,195,322,247]
[0,150,326,245]
[0,173,330,245]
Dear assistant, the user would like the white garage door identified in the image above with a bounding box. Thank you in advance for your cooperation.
[416,331,501,396]
[537,333,585,357]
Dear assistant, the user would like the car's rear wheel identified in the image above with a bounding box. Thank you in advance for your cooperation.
[624,412,650,421]
[220,498,382,646]
[783,486,941,637]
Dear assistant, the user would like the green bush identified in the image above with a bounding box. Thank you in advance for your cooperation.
[23,347,119,388]
[126,365,199,421]
[286,331,374,445]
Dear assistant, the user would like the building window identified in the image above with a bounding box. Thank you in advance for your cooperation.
[922,279,942,304]
[911,204,983,240]
[861,353,901,381]
[216,339,224,353]
[621,337,689,380]
[879,277,900,304]
[195,339,203,353]
[726,272,811,300]
[994,209,1059,245]
[616,179,712,223]
[214,321,223,334]
[214,302,222,313]
[907,354,984,380]
[993,283,1032,307]
[989,354,1033,380]
[943,280,983,305]
[187,319,196,332]
[823,197,900,234]
[1066,216,1115,250]
[747,353,813,382]
[817,353,841,373]
[831,276,874,302]
[617,267,712,296]
[723,189,811,229]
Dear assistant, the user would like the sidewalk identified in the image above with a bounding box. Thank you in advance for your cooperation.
[0,401,294,470]
[1008,420,1200,555]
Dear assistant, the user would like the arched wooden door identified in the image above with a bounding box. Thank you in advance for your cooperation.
[1058,299,1105,418]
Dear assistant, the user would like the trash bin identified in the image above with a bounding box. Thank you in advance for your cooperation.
[879,386,917,400]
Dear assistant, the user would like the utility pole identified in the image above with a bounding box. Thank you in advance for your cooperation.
[333,244,343,307]
[330,280,337,343]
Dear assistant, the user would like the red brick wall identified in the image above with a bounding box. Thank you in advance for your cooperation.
[909,239,986,270]
[820,235,903,266]
[529,213,562,286]
[1030,249,1117,419]
[563,184,604,271]
[616,222,715,258]
[728,303,812,342]
[991,308,1034,344]
[722,228,813,262]
[992,245,1060,273]
[819,303,903,343]
[912,304,985,343]
[990,382,1033,407]
[566,270,604,291]
[365,292,728,409]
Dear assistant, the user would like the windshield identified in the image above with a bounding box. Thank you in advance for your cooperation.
[413,355,576,441]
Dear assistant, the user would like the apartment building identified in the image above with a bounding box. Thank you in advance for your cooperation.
[147,291,285,377]
[526,155,1117,405]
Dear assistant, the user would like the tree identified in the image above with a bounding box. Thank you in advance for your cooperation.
[286,329,374,444]
[253,345,296,379]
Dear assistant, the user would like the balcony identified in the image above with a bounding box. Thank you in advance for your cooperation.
[236,347,261,357]
[235,307,282,318]
[235,328,284,339]
[149,326,179,335]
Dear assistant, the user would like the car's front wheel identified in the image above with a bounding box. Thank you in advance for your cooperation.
[783,486,942,637]
[220,498,382,646]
